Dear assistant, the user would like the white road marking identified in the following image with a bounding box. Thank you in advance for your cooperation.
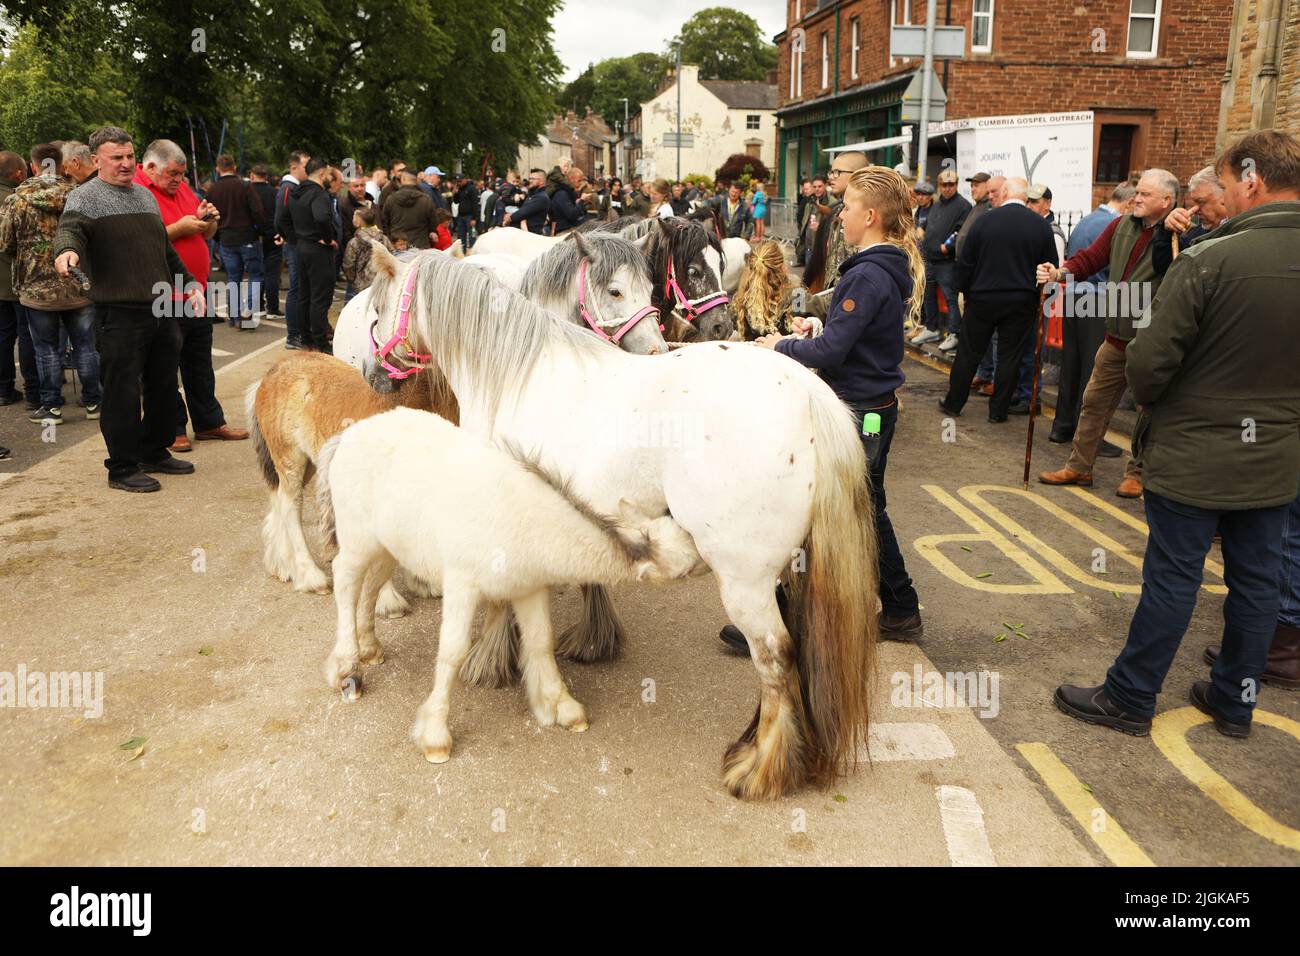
[214,338,290,377]
[937,785,997,867]
[0,473,18,484]
[211,347,234,357]
[862,722,956,762]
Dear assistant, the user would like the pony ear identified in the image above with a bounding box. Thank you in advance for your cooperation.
[631,233,653,251]
[655,217,672,237]
[571,229,590,260]
[369,238,398,279]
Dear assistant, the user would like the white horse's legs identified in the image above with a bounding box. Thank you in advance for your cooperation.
[716,575,811,800]
[264,485,328,592]
[324,545,377,693]
[514,589,588,731]
[411,579,480,762]
[284,489,330,593]
[375,576,411,618]
[356,556,397,665]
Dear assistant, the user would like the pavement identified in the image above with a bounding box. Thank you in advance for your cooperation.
[0,295,1295,866]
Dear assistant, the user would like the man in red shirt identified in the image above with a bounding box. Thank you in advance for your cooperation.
[136,139,247,450]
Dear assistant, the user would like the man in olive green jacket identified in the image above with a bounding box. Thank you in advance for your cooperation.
[1055,130,1300,738]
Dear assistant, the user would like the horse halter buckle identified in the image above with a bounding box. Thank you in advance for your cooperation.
[371,255,434,379]
[577,257,660,345]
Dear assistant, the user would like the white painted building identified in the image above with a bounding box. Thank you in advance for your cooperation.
[635,64,777,182]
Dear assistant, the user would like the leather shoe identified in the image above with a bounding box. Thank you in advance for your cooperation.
[938,398,962,416]
[1204,623,1300,689]
[108,471,162,493]
[1053,683,1151,735]
[879,611,923,642]
[1096,439,1123,458]
[170,434,192,453]
[987,414,1008,423]
[1039,467,1092,486]
[0,391,21,406]
[1116,477,1143,498]
[141,455,195,475]
[970,376,991,389]
[718,625,749,654]
[1048,427,1074,444]
[1188,681,1250,737]
[977,383,994,397]
[195,424,250,441]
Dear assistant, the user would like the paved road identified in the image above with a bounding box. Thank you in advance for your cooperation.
[0,319,1294,866]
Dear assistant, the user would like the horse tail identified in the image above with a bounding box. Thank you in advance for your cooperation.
[246,380,278,490]
[315,434,344,548]
[785,385,877,785]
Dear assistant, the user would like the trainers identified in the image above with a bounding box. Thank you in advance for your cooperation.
[141,455,196,475]
[938,333,959,351]
[0,445,10,461]
[85,404,101,421]
[285,338,305,351]
[910,328,941,346]
[108,471,162,493]
[28,406,61,425]
[1053,683,1151,736]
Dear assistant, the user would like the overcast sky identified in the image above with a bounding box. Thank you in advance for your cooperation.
[552,0,786,82]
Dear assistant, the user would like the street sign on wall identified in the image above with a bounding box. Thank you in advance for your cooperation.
[662,132,695,148]
[890,25,966,59]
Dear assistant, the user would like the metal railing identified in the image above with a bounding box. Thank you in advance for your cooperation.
[765,198,800,243]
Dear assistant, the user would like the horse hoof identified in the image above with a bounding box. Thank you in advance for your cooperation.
[340,675,362,701]
[359,648,385,666]
[558,699,589,732]
[423,745,451,763]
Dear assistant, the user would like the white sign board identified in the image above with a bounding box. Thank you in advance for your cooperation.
[890,25,967,58]
[930,112,1095,227]
[662,132,695,148]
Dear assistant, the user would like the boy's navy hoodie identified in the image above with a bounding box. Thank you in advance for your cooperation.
[776,244,910,405]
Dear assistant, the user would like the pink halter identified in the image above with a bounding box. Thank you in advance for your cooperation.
[664,258,729,326]
[370,255,433,380]
[578,257,661,345]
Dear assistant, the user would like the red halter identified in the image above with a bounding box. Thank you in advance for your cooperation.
[663,258,729,325]
[578,257,661,344]
[370,255,433,379]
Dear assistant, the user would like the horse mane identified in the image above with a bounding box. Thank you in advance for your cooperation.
[520,232,650,319]
[369,251,608,427]
[733,241,797,341]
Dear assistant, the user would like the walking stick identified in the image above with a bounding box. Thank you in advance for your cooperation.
[1023,282,1052,489]
[1171,231,1181,259]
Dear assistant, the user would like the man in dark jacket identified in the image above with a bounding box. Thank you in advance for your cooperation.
[248,165,280,316]
[941,177,1057,421]
[916,168,971,351]
[1149,165,1228,274]
[274,150,310,347]
[276,157,337,353]
[453,177,479,250]
[337,174,369,254]
[1055,129,1300,739]
[502,169,550,233]
[380,170,436,249]
[549,165,590,234]
[206,154,268,323]
[710,182,753,238]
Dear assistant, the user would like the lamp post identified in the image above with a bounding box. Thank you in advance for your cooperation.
[621,97,629,180]
[674,42,682,181]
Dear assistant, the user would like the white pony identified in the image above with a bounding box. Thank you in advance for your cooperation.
[360,248,878,800]
[470,225,563,262]
[316,407,704,761]
[720,236,752,293]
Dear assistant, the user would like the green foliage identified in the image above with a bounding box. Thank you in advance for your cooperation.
[557,53,668,128]
[680,172,715,189]
[0,0,563,177]
[672,7,777,81]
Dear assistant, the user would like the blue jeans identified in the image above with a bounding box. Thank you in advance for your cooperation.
[977,334,997,381]
[217,242,264,318]
[1279,485,1300,629]
[1105,490,1288,723]
[282,243,300,341]
[26,304,101,408]
[0,300,39,401]
[923,259,961,335]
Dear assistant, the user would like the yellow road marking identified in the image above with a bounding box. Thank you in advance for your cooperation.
[1151,706,1300,852]
[1016,742,1156,867]
[916,485,1070,593]
[1065,487,1229,595]
[961,485,1143,593]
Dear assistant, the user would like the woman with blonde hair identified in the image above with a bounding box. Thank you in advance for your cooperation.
[754,165,926,643]
[648,178,674,219]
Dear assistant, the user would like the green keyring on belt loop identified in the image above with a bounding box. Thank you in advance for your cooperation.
[863,412,882,436]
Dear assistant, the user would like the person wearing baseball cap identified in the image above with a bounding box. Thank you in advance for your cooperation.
[910,167,971,351]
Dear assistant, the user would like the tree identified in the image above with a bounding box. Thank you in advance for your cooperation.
[715,153,770,187]
[672,8,777,82]
[589,53,669,124]
[557,65,596,115]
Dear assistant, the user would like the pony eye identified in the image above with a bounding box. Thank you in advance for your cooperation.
[610,288,622,298]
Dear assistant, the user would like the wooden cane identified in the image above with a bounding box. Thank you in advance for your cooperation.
[1171,231,1181,259]
[1023,282,1052,489]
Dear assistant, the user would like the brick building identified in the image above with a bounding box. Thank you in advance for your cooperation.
[1217,0,1299,147]
[517,110,616,179]
[774,0,1235,206]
